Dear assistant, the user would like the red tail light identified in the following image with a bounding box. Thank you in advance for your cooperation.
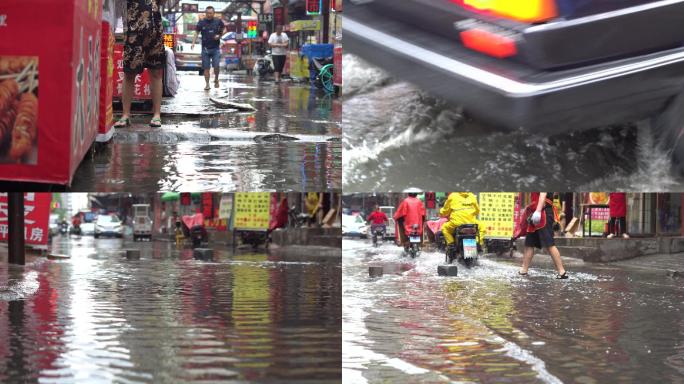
[460,28,517,58]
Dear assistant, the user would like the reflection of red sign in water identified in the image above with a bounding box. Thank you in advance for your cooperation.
[202,193,213,219]
[334,46,342,86]
[113,44,152,100]
[99,22,114,139]
[0,193,51,246]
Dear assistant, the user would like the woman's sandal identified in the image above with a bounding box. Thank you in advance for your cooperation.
[114,117,130,128]
[149,117,162,128]
[518,271,528,276]
[556,271,569,279]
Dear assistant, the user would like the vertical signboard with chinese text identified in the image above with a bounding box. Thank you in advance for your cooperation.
[0,193,51,246]
[232,193,271,231]
[479,192,516,238]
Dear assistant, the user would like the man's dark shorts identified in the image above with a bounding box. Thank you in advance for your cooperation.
[524,207,555,249]
[272,55,286,73]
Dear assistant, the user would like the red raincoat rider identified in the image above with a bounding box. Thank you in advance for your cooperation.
[393,192,426,250]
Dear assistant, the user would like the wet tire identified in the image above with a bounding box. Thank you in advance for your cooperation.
[464,258,476,268]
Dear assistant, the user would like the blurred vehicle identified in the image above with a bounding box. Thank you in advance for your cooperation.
[379,206,396,239]
[49,214,60,237]
[175,34,203,71]
[132,204,152,241]
[343,213,368,238]
[345,0,684,136]
[95,214,123,238]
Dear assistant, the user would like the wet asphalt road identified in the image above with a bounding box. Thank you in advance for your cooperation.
[70,72,341,192]
[343,238,684,383]
[0,236,341,383]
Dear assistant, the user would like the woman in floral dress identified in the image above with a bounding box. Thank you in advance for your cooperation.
[115,0,166,128]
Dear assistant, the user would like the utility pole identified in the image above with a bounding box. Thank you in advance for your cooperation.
[322,0,330,44]
[8,193,25,265]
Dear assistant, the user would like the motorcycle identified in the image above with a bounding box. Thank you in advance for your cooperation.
[254,53,274,77]
[288,205,311,228]
[182,213,208,248]
[371,224,386,247]
[407,224,421,258]
[445,224,481,268]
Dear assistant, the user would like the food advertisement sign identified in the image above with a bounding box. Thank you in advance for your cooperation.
[233,193,271,231]
[479,192,516,238]
[0,192,51,246]
[0,0,102,185]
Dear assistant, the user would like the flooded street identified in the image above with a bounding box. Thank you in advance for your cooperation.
[0,236,341,383]
[71,72,341,191]
[343,238,684,383]
[342,55,684,192]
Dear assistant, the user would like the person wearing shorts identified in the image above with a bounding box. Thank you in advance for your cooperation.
[519,192,568,279]
[268,25,289,83]
[115,0,166,128]
[192,6,225,90]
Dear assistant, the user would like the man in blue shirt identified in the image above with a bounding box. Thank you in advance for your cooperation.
[192,6,226,90]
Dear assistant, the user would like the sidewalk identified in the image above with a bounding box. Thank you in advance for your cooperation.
[514,236,684,262]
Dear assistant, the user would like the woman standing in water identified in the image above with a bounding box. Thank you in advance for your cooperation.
[114,0,166,128]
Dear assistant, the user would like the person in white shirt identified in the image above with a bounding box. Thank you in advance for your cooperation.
[268,25,289,83]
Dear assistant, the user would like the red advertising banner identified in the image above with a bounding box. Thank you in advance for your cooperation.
[0,193,52,246]
[113,44,152,100]
[99,22,115,142]
[334,46,342,86]
[0,0,102,185]
[202,193,213,219]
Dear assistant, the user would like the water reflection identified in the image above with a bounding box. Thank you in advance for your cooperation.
[0,238,341,382]
[343,238,684,383]
[70,73,341,191]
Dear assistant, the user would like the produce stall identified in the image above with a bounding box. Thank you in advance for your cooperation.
[0,0,103,185]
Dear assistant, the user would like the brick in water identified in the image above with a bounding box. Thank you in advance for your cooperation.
[126,250,141,260]
[368,266,383,278]
[438,265,458,276]
[194,248,214,260]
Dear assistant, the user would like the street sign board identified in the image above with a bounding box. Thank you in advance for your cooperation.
[182,3,199,13]
[479,192,516,238]
[258,13,273,23]
[233,193,271,231]
[218,194,233,220]
[0,193,51,246]
[307,0,322,15]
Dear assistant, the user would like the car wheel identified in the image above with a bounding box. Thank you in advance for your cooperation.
[94,234,99,239]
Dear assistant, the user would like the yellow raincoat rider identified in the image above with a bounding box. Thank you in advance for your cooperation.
[440,192,485,249]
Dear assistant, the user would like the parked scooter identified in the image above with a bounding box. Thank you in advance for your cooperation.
[445,224,481,268]
[288,205,310,228]
[181,213,208,248]
[59,221,69,235]
[254,53,274,77]
[407,223,421,258]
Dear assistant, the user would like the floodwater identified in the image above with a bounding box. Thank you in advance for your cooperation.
[71,72,341,191]
[343,238,684,384]
[342,54,684,192]
[0,237,341,383]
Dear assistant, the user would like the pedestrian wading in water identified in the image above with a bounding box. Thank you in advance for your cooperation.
[114,0,166,129]
[518,192,568,279]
